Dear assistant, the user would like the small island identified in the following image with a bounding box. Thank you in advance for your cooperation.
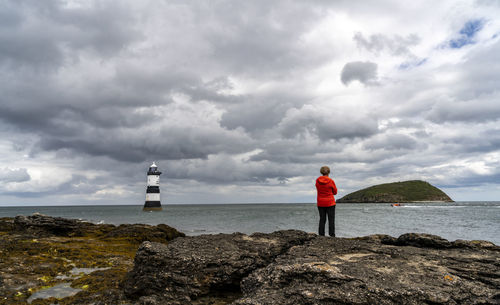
[337,180,453,203]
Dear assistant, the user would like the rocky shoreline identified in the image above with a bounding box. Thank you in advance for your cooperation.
[0,214,184,305]
[1,215,499,304]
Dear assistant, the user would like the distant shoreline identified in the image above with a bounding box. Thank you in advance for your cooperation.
[2,201,500,208]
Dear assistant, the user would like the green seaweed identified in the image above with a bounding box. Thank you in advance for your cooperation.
[0,228,165,304]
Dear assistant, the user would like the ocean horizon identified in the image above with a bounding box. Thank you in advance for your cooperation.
[1,200,498,207]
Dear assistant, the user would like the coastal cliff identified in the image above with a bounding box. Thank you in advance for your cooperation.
[337,180,454,203]
[1,215,498,304]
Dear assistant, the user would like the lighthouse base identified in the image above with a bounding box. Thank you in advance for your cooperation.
[143,201,162,211]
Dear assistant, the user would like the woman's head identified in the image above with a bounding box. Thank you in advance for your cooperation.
[320,166,330,176]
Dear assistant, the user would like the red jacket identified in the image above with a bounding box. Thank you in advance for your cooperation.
[316,176,337,207]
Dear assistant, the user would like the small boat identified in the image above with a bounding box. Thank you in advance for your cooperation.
[391,203,401,207]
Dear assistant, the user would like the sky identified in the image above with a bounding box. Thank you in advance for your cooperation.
[1,0,500,206]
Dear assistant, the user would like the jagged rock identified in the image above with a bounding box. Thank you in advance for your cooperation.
[452,239,498,249]
[0,217,15,231]
[123,230,315,304]
[13,213,102,237]
[383,232,452,248]
[236,234,500,305]
[104,223,184,243]
[8,213,184,242]
[125,231,499,305]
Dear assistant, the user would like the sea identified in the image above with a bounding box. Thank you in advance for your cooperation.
[1,202,499,245]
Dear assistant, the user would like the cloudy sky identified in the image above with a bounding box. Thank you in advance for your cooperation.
[1,0,499,206]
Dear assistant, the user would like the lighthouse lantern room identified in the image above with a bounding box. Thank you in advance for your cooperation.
[143,162,162,211]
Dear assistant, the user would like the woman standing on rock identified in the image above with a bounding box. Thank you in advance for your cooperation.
[315,166,338,237]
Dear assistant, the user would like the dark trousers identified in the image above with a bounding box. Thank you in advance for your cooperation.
[318,205,335,237]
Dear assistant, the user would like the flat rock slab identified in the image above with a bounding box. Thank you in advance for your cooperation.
[125,231,500,305]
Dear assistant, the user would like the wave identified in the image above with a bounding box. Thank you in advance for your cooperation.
[186,229,207,233]
[402,205,468,208]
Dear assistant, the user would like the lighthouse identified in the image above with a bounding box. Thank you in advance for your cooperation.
[143,162,162,211]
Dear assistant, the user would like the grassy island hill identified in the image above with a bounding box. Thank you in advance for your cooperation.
[337,180,453,203]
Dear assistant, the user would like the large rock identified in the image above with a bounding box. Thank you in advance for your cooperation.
[13,213,102,237]
[124,231,500,305]
[8,214,185,242]
[123,230,315,304]
[8,215,496,304]
[236,234,500,305]
[103,223,185,243]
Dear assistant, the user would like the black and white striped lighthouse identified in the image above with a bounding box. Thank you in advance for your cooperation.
[143,162,162,211]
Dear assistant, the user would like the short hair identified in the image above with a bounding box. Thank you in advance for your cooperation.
[320,166,330,175]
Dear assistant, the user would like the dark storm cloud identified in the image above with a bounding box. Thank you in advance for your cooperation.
[0,1,22,26]
[165,155,306,184]
[449,172,500,188]
[363,133,418,151]
[36,121,254,162]
[0,0,333,170]
[0,1,139,69]
[278,105,378,141]
[0,168,30,183]
[0,50,220,154]
[220,92,307,132]
[184,77,244,104]
[249,138,395,165]
[432,160,500,188]
[454,40,500,97]
[0,85,158,136]
[340,61,379,86]
[1,67,255,163]
[221,101,287,132]
[441,128,500,154]
[426,93,500,123]
[0,0,165,136]
[249,137,342,164]
[384,119,425,130]
[200,1,330,77]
